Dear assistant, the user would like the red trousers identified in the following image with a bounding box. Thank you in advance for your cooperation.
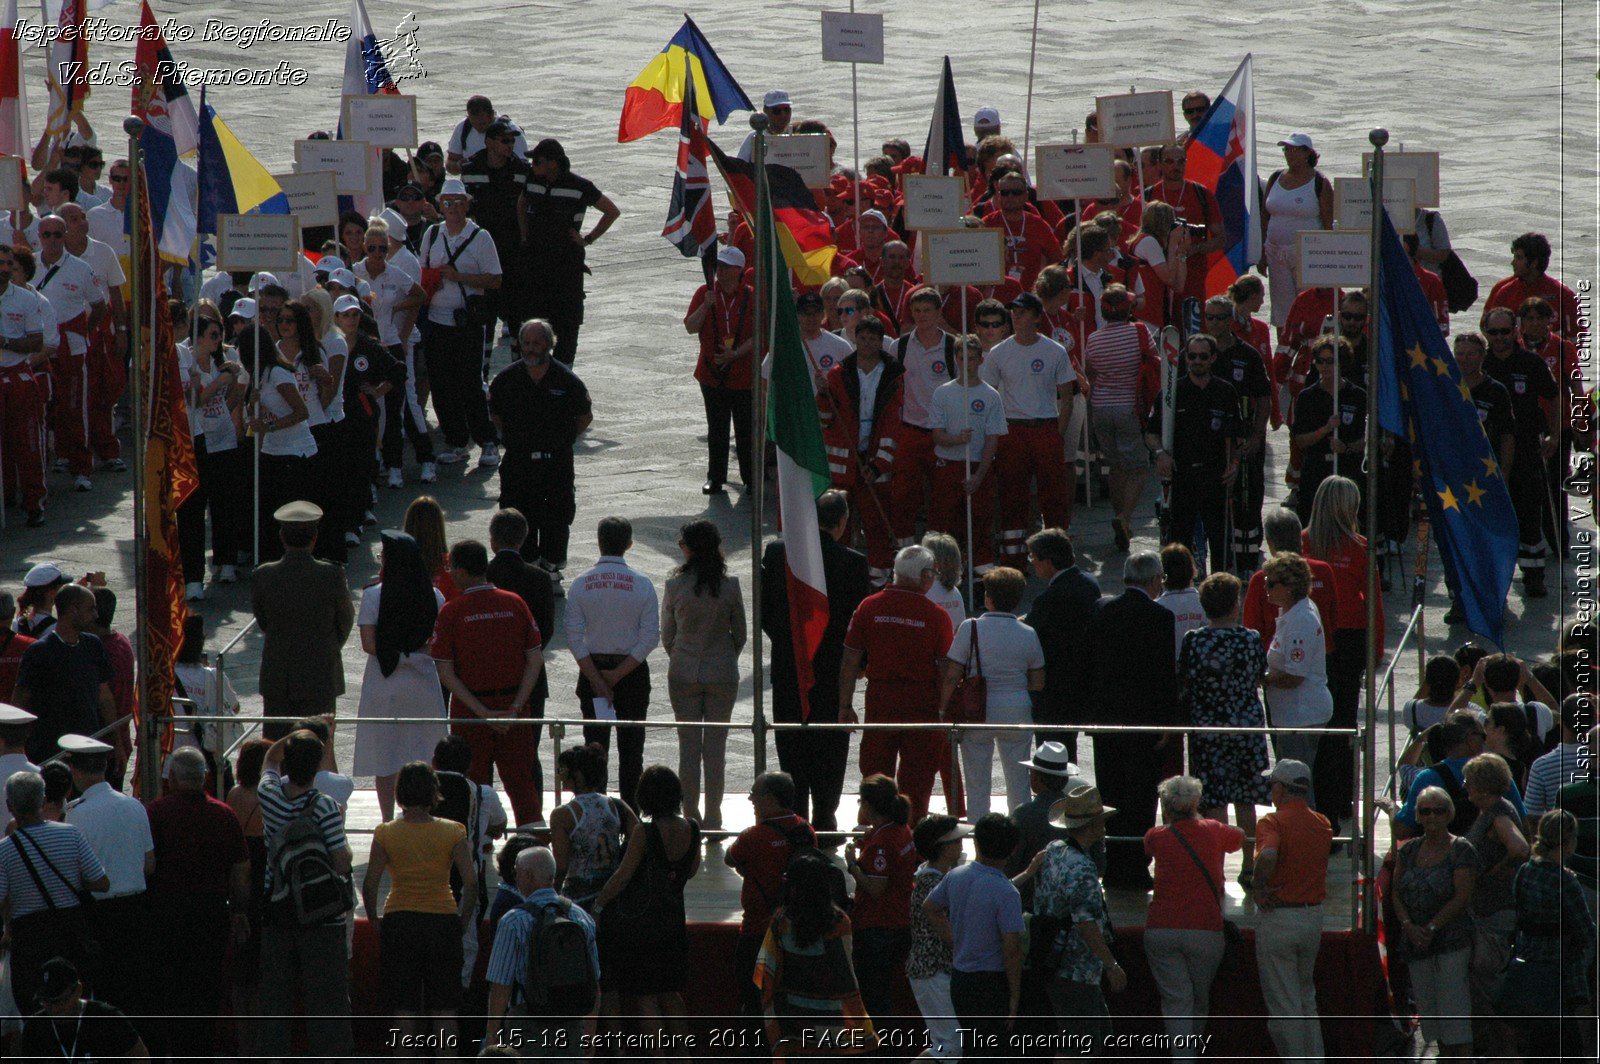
[838,466,896,575]
[859,681,948,823]
[889,424,937,543]
[450,699,540,827]
[0,364,48,511]
[49,347,92,476]
[87,326,124,462]
[930,457,997,568]
[995,423,1069,560]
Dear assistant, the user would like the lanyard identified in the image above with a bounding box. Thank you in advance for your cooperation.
[52,1003,84,1060]
[881,282,910,326]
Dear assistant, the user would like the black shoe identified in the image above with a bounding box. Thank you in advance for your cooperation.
[702,480,725,495]
[1524,572,1548,598]
[1442,602,1465,625]
[25,509,44,527]
[1112,518,1130,552]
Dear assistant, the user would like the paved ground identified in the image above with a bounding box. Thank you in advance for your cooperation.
[4,1,1595,920]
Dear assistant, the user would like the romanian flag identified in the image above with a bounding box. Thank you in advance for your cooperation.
[196,90,290,238]
[1184,55,1259,298]
[710,140,835,286]
[618,16,751,143]
[0,0,28,159]
[132,145,198,756]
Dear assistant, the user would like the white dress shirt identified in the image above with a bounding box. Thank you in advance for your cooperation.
[64,780,154,897]
[565,555,661,662]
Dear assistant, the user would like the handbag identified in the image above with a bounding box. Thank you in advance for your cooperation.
[949,620,987,724]
[1424,213,1478,312]
[1169,821,1244,970]
[423,224,489,326]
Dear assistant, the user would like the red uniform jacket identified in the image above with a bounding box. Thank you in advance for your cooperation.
[821,353,905,485]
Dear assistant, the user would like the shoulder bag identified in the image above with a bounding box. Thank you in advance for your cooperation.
[1169,820,1244,970]
[950,620,987,724]
[1423,212,1478,312]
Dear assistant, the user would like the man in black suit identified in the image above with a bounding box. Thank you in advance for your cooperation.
[761,489,870,834]
[1023,528,1101,761]
[487,507,555,822]
[1086,550,1178,891]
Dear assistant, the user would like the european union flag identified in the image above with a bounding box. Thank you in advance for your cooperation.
[1374,208,1518,645]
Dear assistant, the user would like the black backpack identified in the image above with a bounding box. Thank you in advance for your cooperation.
[763,821,851,913]
[435,771,487,913]
[1432,764,1480,837]
[267,790,355,925]
[521,897,598,1016]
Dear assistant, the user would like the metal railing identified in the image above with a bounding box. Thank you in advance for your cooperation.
[1374,604,1426,800]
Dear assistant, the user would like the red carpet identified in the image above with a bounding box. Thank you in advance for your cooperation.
[337,920,1384,1057]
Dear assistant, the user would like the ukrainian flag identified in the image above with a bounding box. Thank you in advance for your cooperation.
[618,16,751,143]
[196,94,290,238]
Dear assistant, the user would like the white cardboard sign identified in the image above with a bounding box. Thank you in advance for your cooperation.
[901,175,966,231]
[764,134,831,189]
[1094,91,1175,148]
[271,170,339,229]
[1034,143,1118,201]
[340,94,418,150]
[922,228,1006,286]
[294,139,373,195]
[820,11,885,64]
[1361,150,1440,208]
[216,214,302,274]
[1297,230,1372,289]
[1334,176,1418,233]
[0,155,25,211]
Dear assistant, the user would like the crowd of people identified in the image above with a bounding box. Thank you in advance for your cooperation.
[0,69,1594,1062]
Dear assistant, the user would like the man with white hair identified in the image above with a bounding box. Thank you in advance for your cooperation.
[840,544,956,822]
[145,746,251,1058]
[486,844,599,1052]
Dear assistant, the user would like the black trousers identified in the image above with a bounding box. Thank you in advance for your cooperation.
[529,286,584,366]
[853,927,912,1028]
[1093,731,1162,887]
[1317,627,1365,822]
[1231,445,1267,570]
[774,725,850,833]
[257,451,311,563]
[381,343,435,468]
[577,658,651,809]
[149,892,230,1059]
[1376,436,1414,550]
[177,438,246,582]
[700,383,753,487]
[1508,440,1551,573]
[85,892,149,1027]
[426,320,496,447]
[949,969,1012,1058]
[500,457,577,569]
[309,423,347,564]
[1168,467,1229,574]
[333,413,380,533]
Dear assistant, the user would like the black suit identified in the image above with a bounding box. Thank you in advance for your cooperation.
[488,548,555,810]
[761,533,871,832]
[1024,565,1102,760]
[1086,587,1178,888]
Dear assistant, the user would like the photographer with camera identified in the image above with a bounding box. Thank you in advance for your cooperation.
[422,178,504,471]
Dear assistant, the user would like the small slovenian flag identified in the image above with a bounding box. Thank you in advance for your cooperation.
[1184,55,1259,298]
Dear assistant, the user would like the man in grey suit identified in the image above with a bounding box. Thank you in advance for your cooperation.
[251,502,355,739]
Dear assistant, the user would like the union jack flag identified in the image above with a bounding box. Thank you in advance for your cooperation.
[661,77,716,257]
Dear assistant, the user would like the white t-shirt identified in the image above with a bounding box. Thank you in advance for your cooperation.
[291,351,331,429]
[35,251,100,353]
[314,770,356,820]
[927,582,966,628]
[420,221,503,325]
[1133,233,1166,269]
[1157,588,1206,659]
[449,118,527,161]
[1265,596,1333,727]
[1402,698,1452,736]
[176,341,247,451]
[65,781,154,897]
[928,379,1007,462]
[320,331,348,422]
[855,360,884,451]
[172,661,243,754]
[87,200,127,257]
[948,612,1045,710]
[354,260,419,348]
[258,362,317,457]
[0,282,46,368]
[32,283,57,352]
[76,237,126,303]
[896,330,955,428]
[979,334,1076,420]
[759,330,853,395]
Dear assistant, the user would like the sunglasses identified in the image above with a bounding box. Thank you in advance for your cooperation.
[1340,312,1366,321]
[365,244,387,252]
[1485,328,1512,336]
[1183,106,1208,115]
[998,188,1027,197]
[397,192,421,201]
[1203,312,1231,321]
[39,231,64,238]
[976,319,1006,328]
[109,175,129,184]
[1187,351,1215,360]
[1416,806,1450,817]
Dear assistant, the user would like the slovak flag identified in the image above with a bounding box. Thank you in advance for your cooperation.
[661,77,716,257]
[1185,55,1260,298]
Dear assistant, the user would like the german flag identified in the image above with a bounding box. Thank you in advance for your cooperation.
[710,141,835,287]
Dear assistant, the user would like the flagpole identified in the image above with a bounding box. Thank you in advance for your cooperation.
[125,114,156,798]
[1021,0,1041,166]
[962,289,973,607]
[750,111,770,776]
[1360,127,1389,929]
[849,0,861,247]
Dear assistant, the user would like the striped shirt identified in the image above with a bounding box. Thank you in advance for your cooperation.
[1524,743,1586,818]
[0,821,106,918]
[1082,321,1151,410]
[257,769,348,895]
[485,887,600,1001]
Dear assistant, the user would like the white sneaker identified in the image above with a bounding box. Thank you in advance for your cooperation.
[364,510,377,526]
[185,581,206,601]
[344,531,360,547]
[435,447,469,465]
[217,565,237,584]
[387,467,404,488]
[420,462,437,483]
[478,444,501,469]
[74,475,92,492]
[53,456,69,472]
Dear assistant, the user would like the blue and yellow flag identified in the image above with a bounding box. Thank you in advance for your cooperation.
[196,90,290,238]
[1375,208,1518,645]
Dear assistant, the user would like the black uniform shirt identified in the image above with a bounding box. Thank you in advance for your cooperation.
[1157,374,1240,470]
[521,170,602,281]
[488,358,592,466]
[462,150,530,240]
[1467,375,1516,451]
[1485,346,1556,444]
[1291,382,1367,473]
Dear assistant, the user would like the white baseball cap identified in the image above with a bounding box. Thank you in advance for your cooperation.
[22,561,66,588]
[316,255,345,274]
[763,89,792,109]
[1278,132,1315,151]
[858,209,890,230]
[228,298,257,321]
[327,268,357,289]
[974,106,1001,130]
[247,271,279,292]
[717,246,746,269]
[332,294,363,314]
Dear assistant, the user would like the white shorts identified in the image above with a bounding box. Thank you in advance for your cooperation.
[909,971,962,1059]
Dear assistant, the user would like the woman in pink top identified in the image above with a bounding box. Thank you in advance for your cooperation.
[1142,775,1245,1060]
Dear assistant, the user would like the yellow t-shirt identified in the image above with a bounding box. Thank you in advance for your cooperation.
[375,817,466,915]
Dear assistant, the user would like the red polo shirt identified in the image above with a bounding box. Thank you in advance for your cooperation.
[850,821,918,931]
[146,789,249,898]
[432,585,541,713]
[1301,531,1385,652]
[0,629,34,703]
[728,813,815,935]
[844,585,954,687]
[983,209,1062,291]
[688,283,756,391]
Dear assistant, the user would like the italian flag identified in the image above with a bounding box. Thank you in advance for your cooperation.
[759,178,831,720]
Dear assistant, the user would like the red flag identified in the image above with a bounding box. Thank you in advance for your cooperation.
[133,156,198,753]
[0,0,28,159]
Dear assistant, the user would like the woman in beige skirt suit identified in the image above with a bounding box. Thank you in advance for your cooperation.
[661,520,746,829]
